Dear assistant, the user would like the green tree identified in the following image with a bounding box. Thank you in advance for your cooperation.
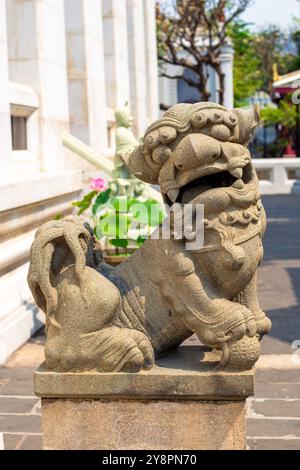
[261,99,297,130]
[261,96,297,155]
[253,25,295,93]
[285,29,300,72]
[228,20,263,107]
[230,22,297,105]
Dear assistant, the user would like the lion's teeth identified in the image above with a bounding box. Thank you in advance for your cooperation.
[232,179,245,189]
[230,168,243,179]
[167,189,180,203]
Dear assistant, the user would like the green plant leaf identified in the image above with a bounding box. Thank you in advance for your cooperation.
[136,236,147,246]
[110,239,129,248]
[127,198,142,209]
[130,201,150,225]
[95,211,131,238]
[130,199,164,227]
[92,189,112,215]
[145,200,165,227]
[115,213,131,238]
[112,196,129,213]
[73,191,97,215]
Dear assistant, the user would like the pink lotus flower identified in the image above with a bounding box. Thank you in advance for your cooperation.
[90,177,107,192]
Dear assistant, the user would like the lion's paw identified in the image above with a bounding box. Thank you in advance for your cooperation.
[45,326,155,373]
[80,326,154,373]
[254,309,272,339]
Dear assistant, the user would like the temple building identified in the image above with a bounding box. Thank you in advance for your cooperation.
[0,0,159,364]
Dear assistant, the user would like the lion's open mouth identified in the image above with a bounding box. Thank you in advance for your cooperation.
[176,163,254,204]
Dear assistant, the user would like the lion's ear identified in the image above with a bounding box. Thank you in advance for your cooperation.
[232,106,260,145]
[127,145,159,184]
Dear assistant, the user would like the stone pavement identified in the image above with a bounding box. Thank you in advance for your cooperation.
[0,332,44,450]
[0,194,300,450]
[247,194,300,450]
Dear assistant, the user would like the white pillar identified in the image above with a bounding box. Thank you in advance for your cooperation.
[219,43,234,109]
[0,0,12,178]
[6,0,69,171]
[64,0,108,154]
[126,0,147,135]
[144,0,159,124]
[102,0,130,109]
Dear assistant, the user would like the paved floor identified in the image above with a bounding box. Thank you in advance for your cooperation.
[246,194,300,450]
[0,333,44,450]
[1,194,300,450]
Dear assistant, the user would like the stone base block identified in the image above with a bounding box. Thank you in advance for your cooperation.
[35,347,254,450]
[42,398,246,450]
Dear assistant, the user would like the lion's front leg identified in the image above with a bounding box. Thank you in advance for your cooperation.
[161,270,263,370]
[236,273,272,339]
[152,242,256,348]
[160,270,256,347]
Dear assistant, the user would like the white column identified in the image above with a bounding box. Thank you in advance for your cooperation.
[0,0,12,178]
[219,43,234,109]
[64,0,108,154]
[102,0,130,109]
[144,0,159,124]
[6,0,70,171]
[126,0,147,135]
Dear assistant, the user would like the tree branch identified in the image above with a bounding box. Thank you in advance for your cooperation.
[156,0,253,105]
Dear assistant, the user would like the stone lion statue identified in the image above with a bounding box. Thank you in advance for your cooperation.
[28,102,271,373]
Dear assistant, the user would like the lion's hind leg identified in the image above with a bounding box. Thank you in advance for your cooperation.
[28,218,154,373]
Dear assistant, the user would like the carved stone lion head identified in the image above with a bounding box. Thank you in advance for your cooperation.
[128,102,260,209]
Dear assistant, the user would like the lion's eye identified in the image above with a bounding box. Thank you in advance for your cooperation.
[158,126,177,144]
[191,112,207,128]
[227,114,238,127]
[145,131,159,149]
[213,113,223,123]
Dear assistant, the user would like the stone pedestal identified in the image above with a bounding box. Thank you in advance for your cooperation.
[35,346,254,450]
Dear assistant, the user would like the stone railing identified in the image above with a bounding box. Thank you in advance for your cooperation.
[253,158,300,195]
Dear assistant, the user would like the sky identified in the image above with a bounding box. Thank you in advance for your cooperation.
[242,0,300,30]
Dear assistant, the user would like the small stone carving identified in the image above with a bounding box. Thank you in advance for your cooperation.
[114,105,138,179]
[28,102,271,373]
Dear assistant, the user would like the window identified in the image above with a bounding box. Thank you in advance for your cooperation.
[177,68,202,104]
[11,115,28,151]
[8,85,40,173]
